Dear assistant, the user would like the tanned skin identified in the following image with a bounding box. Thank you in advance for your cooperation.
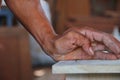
[1,0,120,61]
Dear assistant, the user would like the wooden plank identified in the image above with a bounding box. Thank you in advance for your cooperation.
[52,60,120,74]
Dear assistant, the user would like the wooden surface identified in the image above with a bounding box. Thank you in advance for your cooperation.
[0,27,33,80]
[52,60,120,74]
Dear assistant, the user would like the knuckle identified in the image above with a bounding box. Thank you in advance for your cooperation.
[67,30,76,36]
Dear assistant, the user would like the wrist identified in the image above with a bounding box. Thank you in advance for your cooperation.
[37,32,58,55]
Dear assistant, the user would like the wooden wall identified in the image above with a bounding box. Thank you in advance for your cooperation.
[0,27,33,80]
[54,0,91,34]
[48,0,120,34]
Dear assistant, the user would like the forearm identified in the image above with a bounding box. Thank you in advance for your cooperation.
[5,0,57,54]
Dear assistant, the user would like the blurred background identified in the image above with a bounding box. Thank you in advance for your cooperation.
[0,0,120,80]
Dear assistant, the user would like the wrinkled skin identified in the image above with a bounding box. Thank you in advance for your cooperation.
[2,0,120,61]
[53,27,120,61]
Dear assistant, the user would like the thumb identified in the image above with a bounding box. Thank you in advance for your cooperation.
[82,42,94,56]
[76,35,94,55]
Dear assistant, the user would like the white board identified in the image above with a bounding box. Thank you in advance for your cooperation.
[52,60,120,74]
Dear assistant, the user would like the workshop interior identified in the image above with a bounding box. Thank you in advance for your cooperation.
[0,0,120,80]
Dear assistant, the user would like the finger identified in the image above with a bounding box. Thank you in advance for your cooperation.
[82,44,94,56]
[54,48,93,61]
[62,27,94,55]
[94,51,117,60]
[92,43,106,51]
[75,32,94,55]
[78,27,120,54]
[64,30,94,56]
[102,34,120,54]
[92,42,115,55]
[71,48,93,60]
[115,54,120,59]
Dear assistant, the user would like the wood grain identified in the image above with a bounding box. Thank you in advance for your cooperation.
[0,27,33,80]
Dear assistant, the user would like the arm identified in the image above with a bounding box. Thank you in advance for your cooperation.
[4,0,120,61]
[4,0,94,60]
[5,0,57,55]
[4,0,93,58]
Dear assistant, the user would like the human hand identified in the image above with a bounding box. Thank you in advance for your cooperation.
[76,27,120,59]
[52,29,93,61]
[52,27,120,61]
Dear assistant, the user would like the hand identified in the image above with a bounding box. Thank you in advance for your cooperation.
[52,27,120,61]
[54,30,93,55]
[52,29,93,61]
[75,27,120,58]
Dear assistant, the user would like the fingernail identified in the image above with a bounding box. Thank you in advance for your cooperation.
[89,47,94,55]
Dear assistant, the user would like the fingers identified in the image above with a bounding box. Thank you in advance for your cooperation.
[82,43,94,55]
[55,26,120,60]
[63,28,95,55]
[54,48,93,61]
[91,42,118,60]
[55,30,94,55]
[115,54,120,59]
[54,48,118,61]
[92,42,106,51]
[94,51,117,60]
[102,34,120,54]
[77,27,120,55]
[76,33,94,55]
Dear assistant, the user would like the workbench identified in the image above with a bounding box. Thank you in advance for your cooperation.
[52,60,120,80]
